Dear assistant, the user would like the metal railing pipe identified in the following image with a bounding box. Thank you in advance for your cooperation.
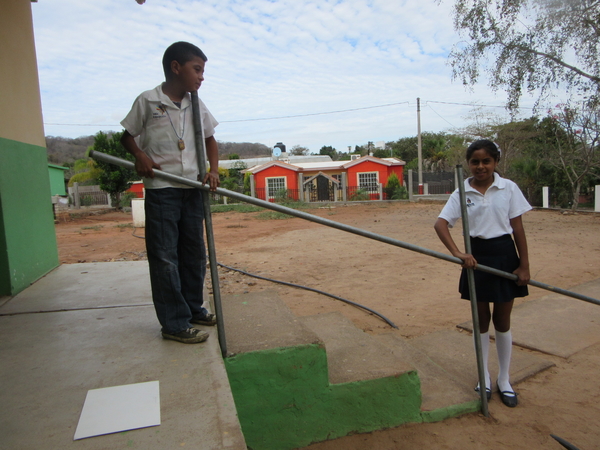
[457,165,488,416]
[190,91,227,358]
[89,150,600,308]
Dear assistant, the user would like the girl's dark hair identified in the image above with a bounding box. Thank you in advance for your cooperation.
[466,139,501,162]
[162,42,207,79]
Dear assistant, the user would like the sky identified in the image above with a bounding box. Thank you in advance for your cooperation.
[32,0,543,154]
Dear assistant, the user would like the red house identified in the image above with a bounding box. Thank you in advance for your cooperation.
[243,156,405,202]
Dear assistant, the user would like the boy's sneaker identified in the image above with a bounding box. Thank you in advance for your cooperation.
[191,313,217,326]
[162,327,209,344]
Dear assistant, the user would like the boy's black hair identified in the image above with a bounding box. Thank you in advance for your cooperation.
[466,139,501,162]
[162,42,207,79]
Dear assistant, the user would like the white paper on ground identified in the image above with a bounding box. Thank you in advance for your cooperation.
[74,380,160,440]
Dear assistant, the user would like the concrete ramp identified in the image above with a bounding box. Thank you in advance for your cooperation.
[300,312,414,384]
[222,290,321,355]
[222,291,423,450]
[375,332,477,412]
[409,330,555,393]
[458,278,600,358]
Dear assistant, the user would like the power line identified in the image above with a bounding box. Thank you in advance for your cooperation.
[425,103,457,128]
[43,99,533,128]
[219,101,411,123]
[45,123,120,127]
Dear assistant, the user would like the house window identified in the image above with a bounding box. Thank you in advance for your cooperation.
[358,172,378,191]
[266,177,286,200]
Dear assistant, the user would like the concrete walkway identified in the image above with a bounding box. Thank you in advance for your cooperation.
[0,262,246,450]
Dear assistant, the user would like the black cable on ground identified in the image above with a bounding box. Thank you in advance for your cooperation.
[132,228,398,329]
[550,435,581,450]
[216,262,398,329]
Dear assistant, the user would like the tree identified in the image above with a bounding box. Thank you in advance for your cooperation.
[68,158,102,186]
[319,145,337,159]
[448,0,600,111]
[384,173,408,199]
[289,145,310,156]
[387,137,418,162]
[91,131,137,209]
[372,149,390,158]
[538,104,600,209]
[224,160,247,192]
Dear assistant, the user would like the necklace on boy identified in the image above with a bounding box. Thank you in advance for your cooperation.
[164,107,186,150]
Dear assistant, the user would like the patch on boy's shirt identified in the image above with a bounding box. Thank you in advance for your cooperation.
[152,105,167,119]
[466,197,475,207]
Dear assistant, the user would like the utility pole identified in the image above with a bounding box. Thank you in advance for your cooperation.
[417,98,423,195]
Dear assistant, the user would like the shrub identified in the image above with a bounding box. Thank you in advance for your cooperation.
[349,189,370,201]
[119,191,137,208]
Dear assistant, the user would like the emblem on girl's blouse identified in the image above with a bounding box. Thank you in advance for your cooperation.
[466,198,475,207]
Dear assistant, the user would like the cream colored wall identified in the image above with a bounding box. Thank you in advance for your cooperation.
[0,0,45,147]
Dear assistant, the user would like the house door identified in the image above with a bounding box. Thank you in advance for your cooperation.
[317,176,330,201]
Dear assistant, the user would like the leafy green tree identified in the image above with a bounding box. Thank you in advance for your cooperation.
[243,172,252,196]
[68,158,102,186]
[319,145,337,159]
[448,0,600,111]
[537,104,600,209]
[91,131,137,209]
[228,153,240,160]
[384,173,408,199]
[493,118,540,176]
[372,149,390,158]
[354,145,367,156]
[387,137,418,162]
[228,160,247,184]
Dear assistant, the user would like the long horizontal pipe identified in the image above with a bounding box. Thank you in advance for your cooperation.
[89,150,600,307]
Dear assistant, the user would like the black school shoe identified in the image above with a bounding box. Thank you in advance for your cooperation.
[474,385,492,401]
[497,380,518,407]
[162,327,209,344]
[191,313,217,326]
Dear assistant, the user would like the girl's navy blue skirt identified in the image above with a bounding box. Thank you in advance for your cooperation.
[459,234,528,303]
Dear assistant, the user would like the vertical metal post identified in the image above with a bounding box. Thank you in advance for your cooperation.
[190,91,227,358]
[417,98,423,194]
[456,165,489,417]
[74,182,81,209]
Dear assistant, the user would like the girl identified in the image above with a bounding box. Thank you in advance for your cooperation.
[434,139,531,408]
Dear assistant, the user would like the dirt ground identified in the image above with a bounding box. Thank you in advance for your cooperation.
[54,202,600,450]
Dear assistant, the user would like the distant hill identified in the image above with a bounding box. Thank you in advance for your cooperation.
[45,135,271,166]
[46,136,95,165]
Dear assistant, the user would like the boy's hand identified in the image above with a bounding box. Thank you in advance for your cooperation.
[134,153,161,178]
[202,170,220,191]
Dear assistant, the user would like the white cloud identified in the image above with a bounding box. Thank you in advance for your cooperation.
[32,0,539,152]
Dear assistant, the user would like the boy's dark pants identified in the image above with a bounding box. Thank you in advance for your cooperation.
[145,188,208,334]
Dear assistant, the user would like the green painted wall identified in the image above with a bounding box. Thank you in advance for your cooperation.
[0,137,59,295]
[48,165,68,196]
[225,344,423,450]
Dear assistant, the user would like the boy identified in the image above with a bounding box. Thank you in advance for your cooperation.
[120,41,220,344]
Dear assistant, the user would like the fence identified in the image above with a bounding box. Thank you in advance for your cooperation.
[67,184,111,208]
[255,188,301,202]
[404,171,455,195]
[346,185,381,201]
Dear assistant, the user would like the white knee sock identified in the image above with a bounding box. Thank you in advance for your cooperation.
[474,331,491,390]
[496,329,513,393]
